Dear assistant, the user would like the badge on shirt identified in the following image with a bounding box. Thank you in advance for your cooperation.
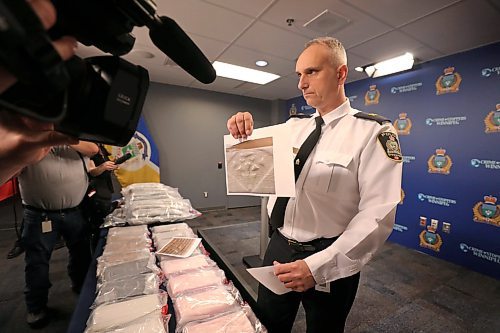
[315,282,330,293]
[41,219,52,233]
[378,132,402,162]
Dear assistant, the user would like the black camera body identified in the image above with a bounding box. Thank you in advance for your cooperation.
[0,0,215,146]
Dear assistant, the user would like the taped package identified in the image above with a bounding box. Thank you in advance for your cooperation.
[159,255,215,277]
[167,268,226,298]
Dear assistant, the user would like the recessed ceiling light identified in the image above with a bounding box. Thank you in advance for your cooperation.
[213,61,280,85]
[255,60,268,67]
[354,66,364,72]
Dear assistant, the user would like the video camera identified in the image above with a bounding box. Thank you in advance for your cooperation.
[0,0,216,145]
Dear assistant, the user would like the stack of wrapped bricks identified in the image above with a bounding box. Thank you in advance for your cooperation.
[85,183,266,333]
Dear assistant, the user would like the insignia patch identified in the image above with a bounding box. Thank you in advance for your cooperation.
[378,132,402,162]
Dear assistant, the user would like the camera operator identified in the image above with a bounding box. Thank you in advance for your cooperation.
[0,0,78,185]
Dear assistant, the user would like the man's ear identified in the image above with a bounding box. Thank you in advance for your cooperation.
[337,64,348,83]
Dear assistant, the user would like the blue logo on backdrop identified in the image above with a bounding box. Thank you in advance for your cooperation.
[390,82,422,94]
[460,243,500,264]
[418,193,457,206]
[426,116,466,126]
[481,66,500,77]
[470,159,500,169]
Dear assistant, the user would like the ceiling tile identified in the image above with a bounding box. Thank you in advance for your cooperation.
[349,31,426,63]
[156,0,254,43]
[201,0,275,17]
[343,0,460,27]
[235,21,309,61]
[244,75,301,100]
[217,45,295,76]
[261,0,392,48]
[400,0,500,54]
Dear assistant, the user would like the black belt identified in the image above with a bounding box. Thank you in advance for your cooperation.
[277,230,339,252]
[23,204,80,214]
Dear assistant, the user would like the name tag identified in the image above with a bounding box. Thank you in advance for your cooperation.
[315,282,330,293]
[41,220,52,233]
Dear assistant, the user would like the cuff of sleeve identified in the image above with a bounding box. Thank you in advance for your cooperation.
[305,250,366,284]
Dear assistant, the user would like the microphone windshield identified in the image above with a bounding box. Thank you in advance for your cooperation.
[149,16,216,84]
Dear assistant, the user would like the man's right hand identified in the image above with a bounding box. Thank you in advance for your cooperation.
[227,111,254,139]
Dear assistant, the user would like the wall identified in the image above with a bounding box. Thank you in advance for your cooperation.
[286,42,500,279]
[142,83,277,209]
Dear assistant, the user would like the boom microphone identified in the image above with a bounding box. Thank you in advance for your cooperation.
[149,16,216,84]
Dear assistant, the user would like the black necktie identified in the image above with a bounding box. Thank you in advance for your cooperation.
[269,116,324,233]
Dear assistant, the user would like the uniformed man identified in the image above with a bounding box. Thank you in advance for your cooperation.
[227,37,403,333]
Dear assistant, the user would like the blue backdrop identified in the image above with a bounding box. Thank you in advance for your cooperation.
[286,42,500,279]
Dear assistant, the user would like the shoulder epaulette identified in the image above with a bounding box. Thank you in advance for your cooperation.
[354,112,390,125]
[288,113,313,119]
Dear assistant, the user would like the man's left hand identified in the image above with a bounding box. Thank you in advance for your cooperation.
[273,260,316,292]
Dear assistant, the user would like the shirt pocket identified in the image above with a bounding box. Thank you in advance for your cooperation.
[304,151,354,193]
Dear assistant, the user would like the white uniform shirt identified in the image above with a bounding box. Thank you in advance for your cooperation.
[269,99,403,285]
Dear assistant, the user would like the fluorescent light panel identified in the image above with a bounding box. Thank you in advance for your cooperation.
[213,61,280,85]
[365,53,414,78]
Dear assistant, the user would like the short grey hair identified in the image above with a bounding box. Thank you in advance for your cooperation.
[305,37,347,67]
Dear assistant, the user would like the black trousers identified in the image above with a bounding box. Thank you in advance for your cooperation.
[257,231,360,333]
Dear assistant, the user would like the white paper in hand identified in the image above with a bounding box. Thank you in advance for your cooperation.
[247,266,291,295]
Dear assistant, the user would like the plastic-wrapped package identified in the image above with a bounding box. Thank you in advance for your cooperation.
[182,306,267,333]
[107,225,149,237]
[98,254,157,282]
[85,293,168,332]
[126,199,201,224]
[173,286,240,329]
[151,223,190,234]
[167,268,226,298]
[109,313,169,333]
[93,273,162,307]
[122,182,181,193]
[97,251,152,276]
[109,313,170,333]
[159,255,215,277]
[102,208,128,228]
[103,239,153,255]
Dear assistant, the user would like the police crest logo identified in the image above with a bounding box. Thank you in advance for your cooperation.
[399,188,405,205]
[377,132,402,162]
[289,103,297,116]
[394,113,412,135]
[484,103,500,133]
[473,195,500,227]
[364,85,380,105]
[427,148,452,174]
[418,218,443,252]
[435,67,462,95]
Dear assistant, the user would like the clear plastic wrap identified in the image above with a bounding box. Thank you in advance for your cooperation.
[151,223,190,234]
[159,255,215,277]
[103,239,153,255]
[85,293,168,332]
[172,285,241,330]
[109,313,170,333]
[97,251,152,276]
[182,305,267,333]
[98,254,158,282]
[93,273,162,307]
[126,199,201,224]
[107,225,150,237]
[167,268,226,298]
[122,182,182,197]
[103,208,127,227]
